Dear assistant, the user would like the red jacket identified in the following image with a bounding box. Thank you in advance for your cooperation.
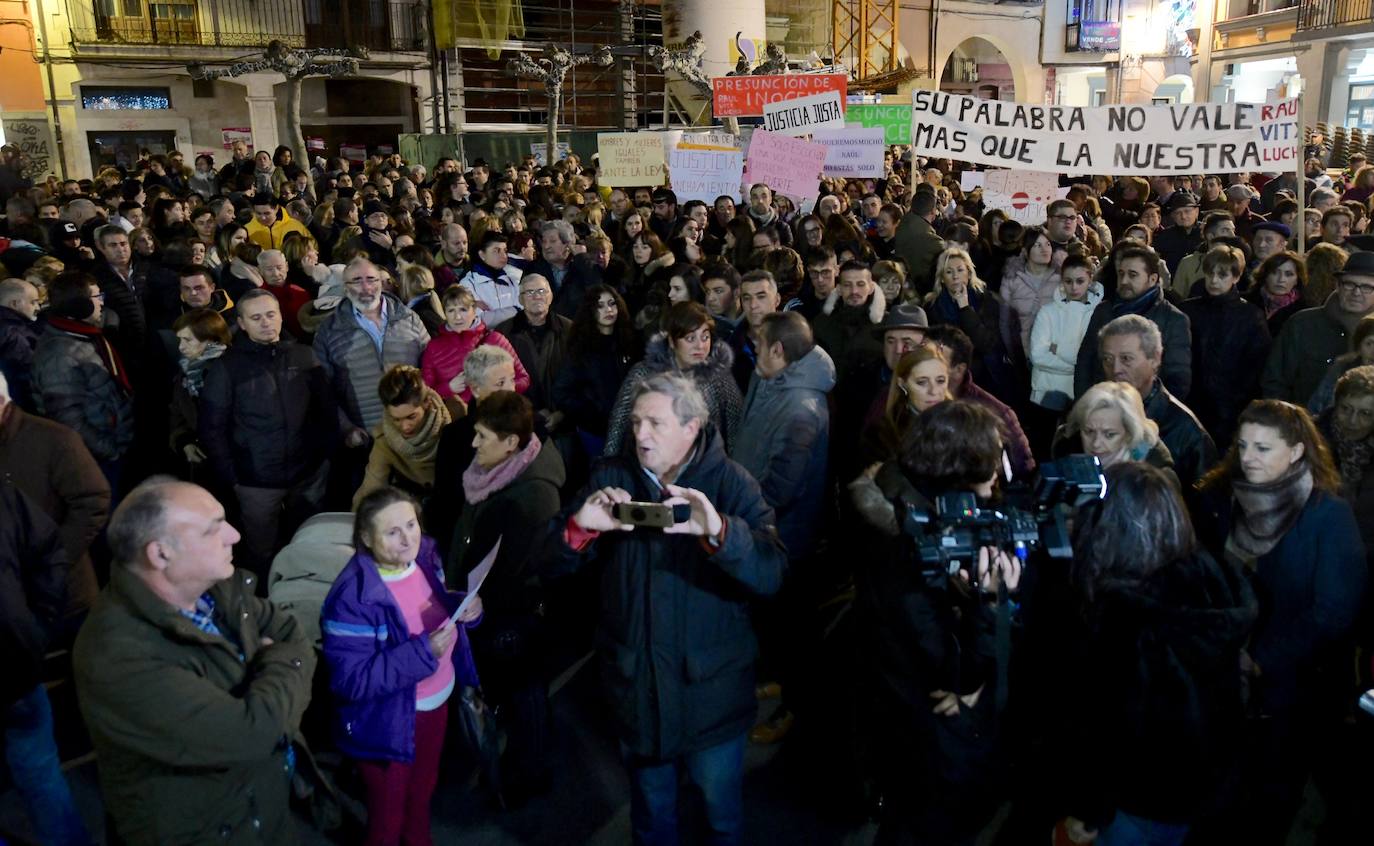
[265,282,313,340]
[420,321,530,403]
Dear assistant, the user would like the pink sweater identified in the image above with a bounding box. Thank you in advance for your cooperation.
[419,322,531,403]
[379,563,455,710]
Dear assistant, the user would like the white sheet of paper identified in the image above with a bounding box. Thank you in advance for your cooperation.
[450,536,501,624]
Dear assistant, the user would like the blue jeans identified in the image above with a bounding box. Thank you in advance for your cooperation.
[1098,811,1189,846]
[624,733,747,846]
[3,685,91,846]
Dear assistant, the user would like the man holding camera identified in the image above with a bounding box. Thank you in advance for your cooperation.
[542,373,786,845]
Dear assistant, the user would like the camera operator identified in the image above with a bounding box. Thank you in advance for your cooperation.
[1044,462,1256,845]
[539,372,785,845]
[848,399,1022,845]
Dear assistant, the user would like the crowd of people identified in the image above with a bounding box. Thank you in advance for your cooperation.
[2,134,1374,846]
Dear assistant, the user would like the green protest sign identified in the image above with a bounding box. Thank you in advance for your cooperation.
[845,104,912,145]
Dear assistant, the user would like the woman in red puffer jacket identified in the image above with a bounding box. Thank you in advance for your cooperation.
[421,285,529,405]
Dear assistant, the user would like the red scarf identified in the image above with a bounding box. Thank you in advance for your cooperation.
[48,316,133,395]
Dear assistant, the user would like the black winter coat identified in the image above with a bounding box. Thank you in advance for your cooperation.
[0,481,68,706]
[92,262,149,359]
[495,311,571,414]
[552,333,639,438]
[1153,223,1203,277]
[1075,290,1193,400]
[524,255,603,320]
[449,439,566,617]
[0,305,40,410]
[540,426,785,759]
[1180,290,1271,445]
[198,334,336,488]
[1055,553,1256,828]
[1143,380,1218,493]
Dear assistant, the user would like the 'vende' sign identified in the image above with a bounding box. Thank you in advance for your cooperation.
[711,73,847,118]
[908,90,1300,176]
[762,90,846,136]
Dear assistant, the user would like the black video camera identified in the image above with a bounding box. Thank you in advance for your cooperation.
[898,455,1106,584]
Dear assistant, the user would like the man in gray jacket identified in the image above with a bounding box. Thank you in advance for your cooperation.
[312,257,430,462]
[731,311,836,745]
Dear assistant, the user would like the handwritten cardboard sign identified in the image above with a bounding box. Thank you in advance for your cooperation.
[668,144,745,205]
[711,73,848,118]
[762,90,846,137]
[968,169,1061,224]
[597,132,665,187]
[744,130,827,203]
[811,127,886,177]
[910,90,1300,175]
[845,104,912,145]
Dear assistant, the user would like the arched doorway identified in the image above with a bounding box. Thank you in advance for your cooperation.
[940,38,1016,102]
[1152,73,1195,105]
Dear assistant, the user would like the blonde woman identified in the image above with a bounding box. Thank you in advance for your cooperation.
[398,264,445,336]
[924,245,1004,365]
[1055,381,1177,486]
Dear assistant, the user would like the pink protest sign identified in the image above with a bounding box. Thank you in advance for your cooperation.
[744,130,827,202]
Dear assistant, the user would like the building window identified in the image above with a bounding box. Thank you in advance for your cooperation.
[1067,0,1121,52]
[81,86,173,110]
[1349,84,1374,129]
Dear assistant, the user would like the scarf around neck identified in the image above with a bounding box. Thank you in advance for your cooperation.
[1261,287,1302,318]
[49,316,132,395]
[463,436,541,503]
[381,387,451,485]
[1112,284,1161,317]
[180,342,226,397]
[1226,461,1313,565]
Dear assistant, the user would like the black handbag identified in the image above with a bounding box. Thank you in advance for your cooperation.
[454,685,505,809]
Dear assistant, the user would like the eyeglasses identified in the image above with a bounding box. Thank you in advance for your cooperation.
[1340,280,1374,296]
[520,289,550,299]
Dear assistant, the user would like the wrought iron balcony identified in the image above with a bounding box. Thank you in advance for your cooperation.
[1297,0,1374,28]
[66,0,427,52]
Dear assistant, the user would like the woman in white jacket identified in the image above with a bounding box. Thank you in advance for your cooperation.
[1026,254,1103,452]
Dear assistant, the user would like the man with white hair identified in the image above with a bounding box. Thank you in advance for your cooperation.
[428,343,522,554]
[313,257,430,450]
[1098,314,1216,491]
[543,373,785,845]
[0,277,42,409]
[257,248,310,338]
[524,219,602,318]
[73,478,315,844]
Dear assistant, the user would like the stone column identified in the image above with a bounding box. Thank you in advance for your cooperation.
[243,73,281,152]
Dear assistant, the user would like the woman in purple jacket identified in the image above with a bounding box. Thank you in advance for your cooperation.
[321,487,482,846]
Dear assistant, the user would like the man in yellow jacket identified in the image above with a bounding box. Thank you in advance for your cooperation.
[245,193,309,249]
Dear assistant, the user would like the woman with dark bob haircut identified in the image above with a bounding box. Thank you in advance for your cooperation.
[847,399,1021,845]
[602,300,742,457]
[450,391,565,799]
[1011,462,1257,845]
